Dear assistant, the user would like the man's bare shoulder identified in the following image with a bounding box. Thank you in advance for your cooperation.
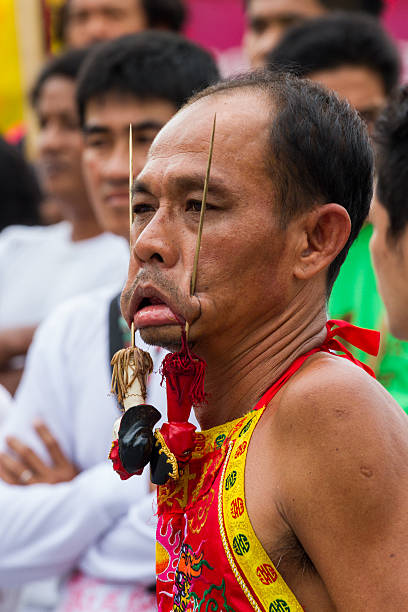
[273,351,407,447]
[253,353,408,608]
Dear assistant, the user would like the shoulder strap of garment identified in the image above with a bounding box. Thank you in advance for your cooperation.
[252,319,380,411]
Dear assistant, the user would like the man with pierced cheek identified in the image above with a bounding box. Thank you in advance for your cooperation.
[121,72,408,611]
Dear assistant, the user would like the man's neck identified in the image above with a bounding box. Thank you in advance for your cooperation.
[194,291,328,430]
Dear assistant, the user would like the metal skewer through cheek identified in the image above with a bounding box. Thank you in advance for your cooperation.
[185,113,217,343]
[129,123,135,349]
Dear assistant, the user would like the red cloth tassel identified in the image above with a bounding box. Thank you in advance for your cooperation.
[159,330,207,462]
[160,330,206,421]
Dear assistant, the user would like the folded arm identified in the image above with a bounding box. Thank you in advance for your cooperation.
[0,462,143,587]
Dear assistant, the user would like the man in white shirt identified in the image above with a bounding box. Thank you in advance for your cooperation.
[59,0,185,49]
[243,0,385,68]
[0,32,219,611]
[0,48,129,394]
[0,383,12,426]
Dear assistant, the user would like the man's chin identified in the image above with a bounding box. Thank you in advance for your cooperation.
[139,325,183,352]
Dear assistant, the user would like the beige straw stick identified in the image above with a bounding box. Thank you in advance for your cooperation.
[129,124,135,348]
[129,124,133,248]
[185,113,217,341]
[190,114,217,296]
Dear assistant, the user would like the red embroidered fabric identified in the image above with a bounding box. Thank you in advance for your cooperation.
[156,321,380,611]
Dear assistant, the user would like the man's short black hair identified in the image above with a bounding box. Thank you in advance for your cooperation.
[57,0,186,41]
[76,31,220,125]
[141,0,186,31]
[188,70,374,291]
[31,47,90,107]
[374,85,408,240]
[243,0,384,17]
[267,12,400,96]
[0,138,42,231]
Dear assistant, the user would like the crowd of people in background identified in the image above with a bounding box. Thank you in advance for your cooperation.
[0,0,407,611]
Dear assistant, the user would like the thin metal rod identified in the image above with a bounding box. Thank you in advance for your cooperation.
[185,114,216,341]
[129,124,135,348]
[190,113,216,296]
[129,123,133,250]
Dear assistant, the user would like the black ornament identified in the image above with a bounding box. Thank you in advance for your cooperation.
[118,404,161,473]
[150,431,179,485]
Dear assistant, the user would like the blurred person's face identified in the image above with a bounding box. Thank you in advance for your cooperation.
[244,0,325,67]
[309,65,387,134]
[370,197,408,340]
[36,76,84,201]
[65,0,147,48]
[82,93,176,238]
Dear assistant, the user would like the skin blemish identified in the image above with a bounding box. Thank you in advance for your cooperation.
[334,408,347,418]
[360,465,373,478]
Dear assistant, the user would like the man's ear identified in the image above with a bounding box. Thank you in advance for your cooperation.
[293,203,351,281]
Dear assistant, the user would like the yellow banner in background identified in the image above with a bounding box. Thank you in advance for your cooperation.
[0,0,23,134]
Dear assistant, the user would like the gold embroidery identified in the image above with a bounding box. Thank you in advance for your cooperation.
[220,409,304,611]
[154,430,179,480]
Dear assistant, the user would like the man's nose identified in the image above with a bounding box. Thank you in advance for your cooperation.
[83,16,111,44]
[132,208,178,269]
[104,143,129,182]
[38,123,63,154]
[252,28,286,66]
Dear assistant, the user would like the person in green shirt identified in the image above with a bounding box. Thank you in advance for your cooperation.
[369,87,408,394]
[330,222,408,411]
[268,12,408,411]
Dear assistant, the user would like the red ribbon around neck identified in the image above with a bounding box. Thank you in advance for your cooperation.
[322,319,380,378]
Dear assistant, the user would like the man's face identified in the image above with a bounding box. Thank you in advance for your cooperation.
[65,0,147,48]
[36,76,84,200]
[244,0,325,67]
[370,198,408,341]
[82,93,176,238]
[121,91,300,355]
[309,65,387,134]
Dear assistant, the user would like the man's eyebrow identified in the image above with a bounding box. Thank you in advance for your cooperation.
[131,120,164,132]
[132,180,153,199]
[132,173,229,200]
[82,125,109,135]
[83,121,164,136]
[166,173,230,197]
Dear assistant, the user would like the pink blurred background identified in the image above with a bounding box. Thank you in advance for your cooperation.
[184,0,408,80]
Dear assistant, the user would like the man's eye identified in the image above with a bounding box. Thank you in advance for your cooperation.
[70,11,88,24]
[186,199,216,212]
[62,118,79,131]
[133,203,154,214]
[250,18,267,34]
[186,199,203,212]
[134,135,154,145]
[85,138,107,148]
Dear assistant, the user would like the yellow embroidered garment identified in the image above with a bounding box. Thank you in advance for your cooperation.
[156,321,381,611]
[156,407,304,611]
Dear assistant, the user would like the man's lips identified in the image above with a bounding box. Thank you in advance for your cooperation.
[133,301,180,328]
[128,287,186,329]
[104,192,129,208]
[40,159,69,176]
